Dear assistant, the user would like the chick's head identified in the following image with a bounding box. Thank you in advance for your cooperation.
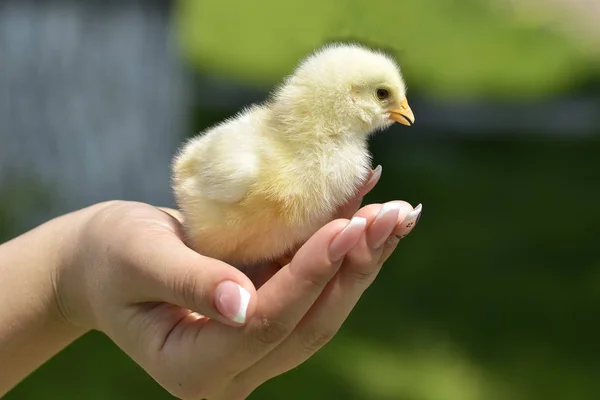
[271,43,414,138]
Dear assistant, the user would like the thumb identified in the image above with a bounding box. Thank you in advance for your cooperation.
[134,232,256,327]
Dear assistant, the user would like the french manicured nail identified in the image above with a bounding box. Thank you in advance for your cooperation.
[404,203,422,229]
[371,202,402,248]
[329,216,367,262]
[361,165,382,195]
[214,281,251,324]
[395,203,422,239]
[369,165,382,185]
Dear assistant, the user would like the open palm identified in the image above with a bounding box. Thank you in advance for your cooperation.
[65,168,420,399]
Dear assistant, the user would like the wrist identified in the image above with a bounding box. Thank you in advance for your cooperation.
[53,201,119,330]
[0,205,94,394]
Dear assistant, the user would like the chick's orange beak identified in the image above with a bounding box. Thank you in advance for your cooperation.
[388,97,415,126]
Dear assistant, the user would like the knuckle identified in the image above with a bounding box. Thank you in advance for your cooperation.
[345,266,377,285]
[290,263,333,292]
[252,318,292,348]
[301,274,329,292]
[344,252,379,285]
[298,328,337,353]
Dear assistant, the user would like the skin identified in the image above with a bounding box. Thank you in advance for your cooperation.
[0,168,421,400]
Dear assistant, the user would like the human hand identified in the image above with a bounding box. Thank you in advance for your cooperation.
[56,168,421,399]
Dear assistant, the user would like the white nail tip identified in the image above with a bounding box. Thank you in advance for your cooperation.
[405,203,423,221]
[348,216,367,229]
[372,165,382,177]
[376,202,402,222]
[233,285,251,324]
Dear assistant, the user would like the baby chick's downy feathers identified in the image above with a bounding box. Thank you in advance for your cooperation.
[172,43,414,266]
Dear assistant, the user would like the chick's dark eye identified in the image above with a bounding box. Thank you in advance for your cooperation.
[376,88,389,100]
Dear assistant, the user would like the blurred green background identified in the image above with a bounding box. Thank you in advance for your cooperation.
[2,0,599,399]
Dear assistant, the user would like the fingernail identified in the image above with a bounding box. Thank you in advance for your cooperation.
[369,165,382,185]
[360,165,382,196]
[371,202,402,248]
[394,203,423,241]
[329,216,367,262]
[375,202,402,223]
[403,203,422,230]
[214,281,251,324]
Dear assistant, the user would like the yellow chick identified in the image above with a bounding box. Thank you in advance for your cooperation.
[172,43,415,266]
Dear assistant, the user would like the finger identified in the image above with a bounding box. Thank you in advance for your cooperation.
[229,201,410,391]
[274,246,300,268]
[372,201,419,265]
[116,229,257,328]
[343,201,422,286]
[342,201,412,287]
[335,165,382,220]
[157,207,184,223]
[374,203,423,267]
[359,164,383,197]
[377,235,401,265]
[339,201,412,286]
[214,216,368,378]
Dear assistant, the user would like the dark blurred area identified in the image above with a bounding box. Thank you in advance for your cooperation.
[1,0,599,399]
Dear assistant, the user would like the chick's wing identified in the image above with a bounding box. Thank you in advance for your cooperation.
[173,113,262,205]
